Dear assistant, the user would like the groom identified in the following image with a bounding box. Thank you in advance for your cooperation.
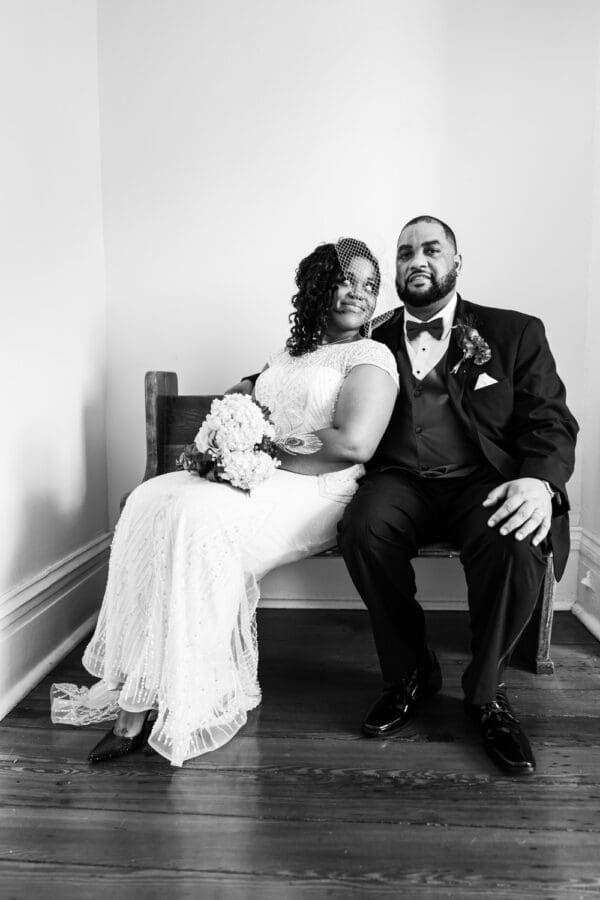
[337,215,578,775]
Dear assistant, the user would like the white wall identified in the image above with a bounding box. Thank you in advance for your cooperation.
[574,29,600,639]
[0,0,109,716]
[98,0,599,534]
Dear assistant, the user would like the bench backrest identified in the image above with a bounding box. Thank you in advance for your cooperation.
[144,371,220,479]
[154,394,218,475]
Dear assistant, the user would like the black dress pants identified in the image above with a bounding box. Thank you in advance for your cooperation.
[338,466,547,705]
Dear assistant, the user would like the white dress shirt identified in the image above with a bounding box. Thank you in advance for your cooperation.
[404,293,457,381]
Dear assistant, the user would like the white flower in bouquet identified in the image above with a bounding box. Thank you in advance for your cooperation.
[219,449,281,491]
[194,394,275,454]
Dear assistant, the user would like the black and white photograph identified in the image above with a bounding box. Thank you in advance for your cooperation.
[1,0,599,896]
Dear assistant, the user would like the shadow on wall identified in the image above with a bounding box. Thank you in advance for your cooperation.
[0,396,111,709]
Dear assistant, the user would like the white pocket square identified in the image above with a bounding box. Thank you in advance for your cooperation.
[474,372,498,391]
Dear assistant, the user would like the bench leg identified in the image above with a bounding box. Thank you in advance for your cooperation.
[534,555,556,675]
[512,554,556,675]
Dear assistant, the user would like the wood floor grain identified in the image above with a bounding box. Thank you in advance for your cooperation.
[1,610,599,899]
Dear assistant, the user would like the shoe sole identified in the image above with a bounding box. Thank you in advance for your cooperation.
[483,745,536,776]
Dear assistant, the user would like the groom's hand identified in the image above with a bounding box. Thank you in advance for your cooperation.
[224,379,254,396]
[483,478,552,546]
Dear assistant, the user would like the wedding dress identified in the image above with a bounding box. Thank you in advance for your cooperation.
[51,339,398,766]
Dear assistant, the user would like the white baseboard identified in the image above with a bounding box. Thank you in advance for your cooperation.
[571,602,600,642]
[0,533,111,721]
[572,528,600,641]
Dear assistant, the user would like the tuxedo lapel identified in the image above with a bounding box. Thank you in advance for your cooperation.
[445,303,463,381]
[391,309,414,387]
[445,296,479,434]
[377,308,403,355]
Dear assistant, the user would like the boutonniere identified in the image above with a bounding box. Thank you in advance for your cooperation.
[450,315,492,375]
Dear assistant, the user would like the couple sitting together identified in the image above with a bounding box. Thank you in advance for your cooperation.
[53,215,578,775]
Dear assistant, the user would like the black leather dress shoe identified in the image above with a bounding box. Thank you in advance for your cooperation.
[465,690,535,776]
[88,712,154,763]
[363,651,442,737]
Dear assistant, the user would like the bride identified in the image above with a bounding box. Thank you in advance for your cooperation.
[52,238,399,766]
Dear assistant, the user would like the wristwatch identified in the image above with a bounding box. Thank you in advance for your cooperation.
[541,480,557,501]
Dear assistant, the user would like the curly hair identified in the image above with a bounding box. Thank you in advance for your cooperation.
[286,239,380,356]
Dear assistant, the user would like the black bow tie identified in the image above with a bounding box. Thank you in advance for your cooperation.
[405,317,444,341]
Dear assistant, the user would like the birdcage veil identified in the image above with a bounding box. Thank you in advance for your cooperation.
[334,233,399,337]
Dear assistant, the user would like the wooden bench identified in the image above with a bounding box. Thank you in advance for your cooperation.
[131,370,556,675]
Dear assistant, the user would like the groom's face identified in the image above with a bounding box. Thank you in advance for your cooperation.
[395,222,460,308]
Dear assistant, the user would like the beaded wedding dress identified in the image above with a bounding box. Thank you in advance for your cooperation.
[51,339,398,766]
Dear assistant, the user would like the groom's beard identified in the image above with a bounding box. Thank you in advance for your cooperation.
[396,269,457,308]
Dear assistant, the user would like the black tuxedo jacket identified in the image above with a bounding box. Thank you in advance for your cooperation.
[370,295,579,580]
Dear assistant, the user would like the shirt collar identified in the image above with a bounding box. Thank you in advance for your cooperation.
[403,293,457,339]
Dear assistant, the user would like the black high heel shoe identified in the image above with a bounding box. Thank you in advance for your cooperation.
[87,710,155,763]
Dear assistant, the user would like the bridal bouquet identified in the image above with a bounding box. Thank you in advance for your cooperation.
[176,393,282,492]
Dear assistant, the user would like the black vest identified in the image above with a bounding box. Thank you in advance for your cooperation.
[370,351,484,477]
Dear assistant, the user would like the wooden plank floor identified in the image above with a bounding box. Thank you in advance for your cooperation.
[1,610,599,899]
